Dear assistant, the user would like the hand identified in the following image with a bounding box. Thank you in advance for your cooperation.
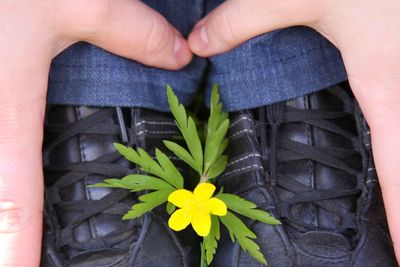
[188,0,400,261]
[0,1,192,266]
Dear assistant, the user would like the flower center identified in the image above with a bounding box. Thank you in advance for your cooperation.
[187,199,210,216]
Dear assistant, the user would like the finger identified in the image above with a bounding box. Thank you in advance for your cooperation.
[0,129,44,267]
[0,48,49,266]
[367,118,400,263]
[58,0,192,70]
[350,76,400,263]
[188,0,322,57]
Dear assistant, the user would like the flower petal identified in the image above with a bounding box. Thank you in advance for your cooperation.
[191,211,211,237]
[168,189,193,208]
[168,208,191,231]
[193,183,216,202]
[207,198,227,216]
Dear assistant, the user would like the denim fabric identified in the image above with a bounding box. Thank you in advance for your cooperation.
[205,27,347,111]
[47,0,347,112]
[47,0,207,112]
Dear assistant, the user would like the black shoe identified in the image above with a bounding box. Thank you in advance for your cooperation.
[41,106,199,267]
[213,84,397,266]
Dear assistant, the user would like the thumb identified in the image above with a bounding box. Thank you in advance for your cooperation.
[0,49,49,266]
[188,0,321,57]
[58,0,193,70]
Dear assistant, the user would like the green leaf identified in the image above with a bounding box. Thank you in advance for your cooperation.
[155,148,184,188]
[166,202,175,214]
[114,143,142,164]
[219,212,267,265]
[204,119,229,170]
[208,85,223,134]
[204,85,230,174]
[217,194,280,225]
[163,140,198,172]
[89,174,175,192]
[217,138,229,159]
[166,85,187,131]
[89,179,133,190]
[136,147,165,176]
[114,143,162,177]
[200,242,207,267]
[167,85,203,175]
[185,117,204,173]
[204,215,220,265]
[113,143,182,189]
[123,189,173,220]
[218,110,229,126]
[206,155,228,180]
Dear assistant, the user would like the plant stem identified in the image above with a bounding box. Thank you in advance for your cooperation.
[200,241,208,267]
[200,174,208,183]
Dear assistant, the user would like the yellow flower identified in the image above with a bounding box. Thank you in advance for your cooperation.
[167,183,227,236]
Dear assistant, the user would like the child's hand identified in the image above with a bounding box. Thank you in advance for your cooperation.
[189,0,400,261]
[0,1,192,266]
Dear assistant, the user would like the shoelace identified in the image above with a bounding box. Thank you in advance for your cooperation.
[43,107,139,252]
[257,90,362,234]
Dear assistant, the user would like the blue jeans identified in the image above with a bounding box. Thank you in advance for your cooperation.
[47,0,347,112]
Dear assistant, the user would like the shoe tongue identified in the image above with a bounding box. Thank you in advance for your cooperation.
[45,106,119,164]
[277,87,360,231]
[286,87,345,111]
[44,106,132,252]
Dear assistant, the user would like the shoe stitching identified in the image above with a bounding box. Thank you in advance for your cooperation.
[227,153,262,167]
[229,116,252,129]
[229,129,255,140]
[135,120,176,127]
[136,130,180,136]
[220,164,264,179]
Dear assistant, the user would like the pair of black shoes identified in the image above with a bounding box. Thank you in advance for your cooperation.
[41,84,397,267]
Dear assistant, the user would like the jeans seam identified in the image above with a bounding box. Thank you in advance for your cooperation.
[50,63,201,81]
[48,80,195,96]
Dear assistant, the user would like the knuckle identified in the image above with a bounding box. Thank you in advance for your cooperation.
[303,0,324,25]
[74,0,113,37]
[271,0,324,27]
[210,7,237,47]
[89,0,113,24]
[142,14,172,57]
[0,200,30,234]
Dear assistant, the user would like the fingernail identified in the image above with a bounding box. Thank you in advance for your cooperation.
[174,35,183,55]
[174,35,192,66]
[189,23,209,54]
[199,25,209,45]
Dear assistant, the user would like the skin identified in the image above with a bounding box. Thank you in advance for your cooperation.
[1,0,399,266]
[0,1,192,266]
[188,0,400,263]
